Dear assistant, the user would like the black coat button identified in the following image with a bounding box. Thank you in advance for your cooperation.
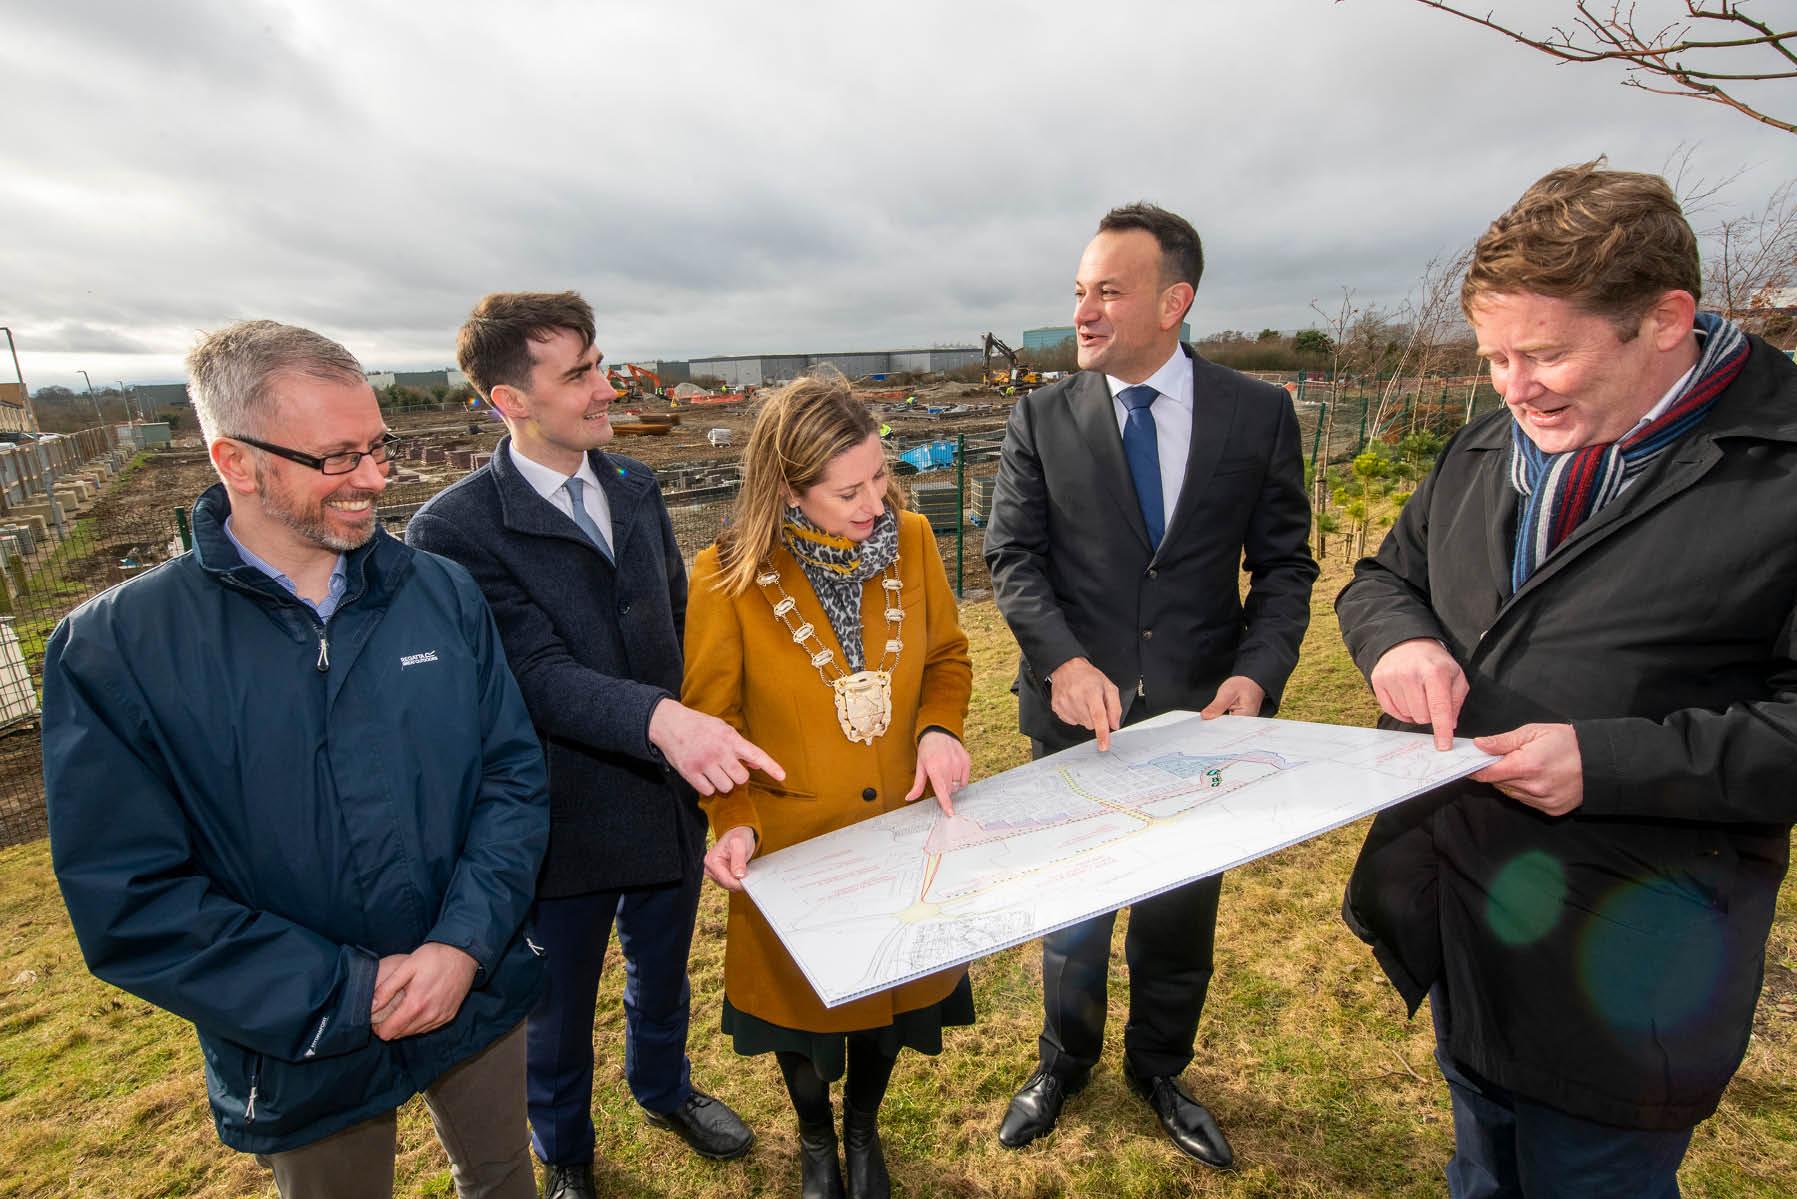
[618,599,632,615]
[862,787,878,802]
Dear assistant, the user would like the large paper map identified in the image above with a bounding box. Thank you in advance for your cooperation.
[741,712,1493,1008]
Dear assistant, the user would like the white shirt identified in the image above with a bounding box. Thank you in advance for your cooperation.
[1616,361,1697,494]
[1107,346,1194,530]
[507,441,616,549]
[1628,362,1696,436]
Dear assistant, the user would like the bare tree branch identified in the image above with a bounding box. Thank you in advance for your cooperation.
[1391,1,1796,133]
[1661,140,1744,214]
[1704,179,1797,344]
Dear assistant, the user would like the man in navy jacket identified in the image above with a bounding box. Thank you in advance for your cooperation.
[408,292,773,1199]
[44,320,550,1197]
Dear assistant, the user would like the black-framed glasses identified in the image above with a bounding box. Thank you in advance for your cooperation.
[233,431,401,475]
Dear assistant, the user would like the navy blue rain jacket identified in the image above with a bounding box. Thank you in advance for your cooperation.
[43,484,550,1154]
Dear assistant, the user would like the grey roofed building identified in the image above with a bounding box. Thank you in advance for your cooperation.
[0,382,32,432]
[366,368,470,390]
[133,382,192,407]
[630,360,692,386]
[1023,323,1190,351]
[687,347,979,388]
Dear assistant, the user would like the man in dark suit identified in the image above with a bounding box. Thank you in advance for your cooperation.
[984,204,1317,1168]
[407,292,778,1199]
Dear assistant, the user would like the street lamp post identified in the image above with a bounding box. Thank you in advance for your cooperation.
[77,369,103,427]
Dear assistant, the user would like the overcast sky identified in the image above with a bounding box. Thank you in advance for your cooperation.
[3,0,1790,389]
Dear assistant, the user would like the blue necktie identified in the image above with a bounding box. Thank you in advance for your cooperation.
[561,476,614,563]
[1118,384,1164,548]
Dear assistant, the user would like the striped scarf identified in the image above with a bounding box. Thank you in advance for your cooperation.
[1509,312,1748,590]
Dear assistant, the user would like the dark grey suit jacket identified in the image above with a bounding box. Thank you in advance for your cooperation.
[406,437,703,897]
[984,345,1318,746]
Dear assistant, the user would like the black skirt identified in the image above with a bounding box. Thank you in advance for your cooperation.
[720,974,977,1082]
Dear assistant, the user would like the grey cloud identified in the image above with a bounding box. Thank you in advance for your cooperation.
[5,0,1791,388]
[23,321,160,354]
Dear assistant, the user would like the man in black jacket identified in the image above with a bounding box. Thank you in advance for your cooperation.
[1338,161,1797,1197]
[984,204,1317,1167]
[408,293,774,1199]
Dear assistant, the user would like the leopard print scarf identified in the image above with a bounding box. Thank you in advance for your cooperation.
[781,507,899,672]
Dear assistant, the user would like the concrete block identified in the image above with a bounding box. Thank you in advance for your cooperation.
[11,503,55,529]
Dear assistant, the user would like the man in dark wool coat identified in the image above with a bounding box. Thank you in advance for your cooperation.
[1338,160,1797,1198]
[408,292,778,1199]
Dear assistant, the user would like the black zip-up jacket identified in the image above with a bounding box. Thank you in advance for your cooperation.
[1337,335,1797,1130]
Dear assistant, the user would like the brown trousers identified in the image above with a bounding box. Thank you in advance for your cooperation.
[255,1021,533,1199]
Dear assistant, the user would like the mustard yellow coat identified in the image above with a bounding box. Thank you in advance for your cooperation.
[682,510,973,1032]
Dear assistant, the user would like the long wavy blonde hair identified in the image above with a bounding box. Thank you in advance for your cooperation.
[714,372,907,596]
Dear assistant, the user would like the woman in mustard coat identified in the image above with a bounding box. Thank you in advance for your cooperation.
[683,373,974,1199]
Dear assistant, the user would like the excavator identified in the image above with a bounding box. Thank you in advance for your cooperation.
[606,362,665,400]
[981,333,1039,390]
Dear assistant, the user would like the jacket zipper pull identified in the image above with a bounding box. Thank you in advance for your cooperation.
[316,633,330,673]
[1137,677,1145,698]
[245,1084,258,1123]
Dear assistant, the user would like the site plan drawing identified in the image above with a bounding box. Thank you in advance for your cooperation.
[741,712,1494,1008]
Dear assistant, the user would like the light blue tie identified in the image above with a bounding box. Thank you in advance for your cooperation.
[561,476,614,563]
[1118,384,1164,548]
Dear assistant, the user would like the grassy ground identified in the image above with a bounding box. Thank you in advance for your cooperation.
[2,556,1794,1196]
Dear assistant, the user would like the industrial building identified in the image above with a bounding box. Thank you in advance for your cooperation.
[132,383,191,408]
[683,346,981,389]
[628,360,693,386]
[1023,323,1191,352]
[0,383,32,433]
[366,368,470,390]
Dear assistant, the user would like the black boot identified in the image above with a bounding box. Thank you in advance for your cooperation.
[797,1116,845,1199]
[842,1104,890,1199]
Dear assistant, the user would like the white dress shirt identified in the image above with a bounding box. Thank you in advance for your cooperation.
[1107,346,1195,532]
[1613,360,1695,495]
[507,441,616,549]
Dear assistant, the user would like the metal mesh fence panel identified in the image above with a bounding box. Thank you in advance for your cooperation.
[0,382,1502,847]
[0,429,185,845]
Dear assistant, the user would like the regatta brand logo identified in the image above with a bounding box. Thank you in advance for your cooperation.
[400,650,440,668]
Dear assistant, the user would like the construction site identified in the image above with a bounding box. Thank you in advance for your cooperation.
[0,334,1506,849]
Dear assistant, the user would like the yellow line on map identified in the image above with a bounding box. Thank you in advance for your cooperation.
[913,767,1158,909]
[1056,767,1158,825]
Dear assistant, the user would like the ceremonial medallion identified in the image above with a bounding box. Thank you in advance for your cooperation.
[758,561,905,744]
[832,669,893,744]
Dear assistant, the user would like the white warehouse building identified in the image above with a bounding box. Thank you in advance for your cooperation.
[686,346,980,388]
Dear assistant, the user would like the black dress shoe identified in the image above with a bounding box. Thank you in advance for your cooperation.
[1122,1061,1235,1169]
[997,1067,1089,1149]
[842,1103,890,1199]
[642,1088,756,1160]
[540,1161,599,1199]
[797,1117,846,1199]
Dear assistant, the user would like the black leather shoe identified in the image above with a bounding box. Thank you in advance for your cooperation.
[1122,1060,1235,1169]
[997,1067,1089,1149]
[842,1104,890,1199]
[642,1088,756,1160]
[539,1161,599,1199]
[797,1117,846,1199]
